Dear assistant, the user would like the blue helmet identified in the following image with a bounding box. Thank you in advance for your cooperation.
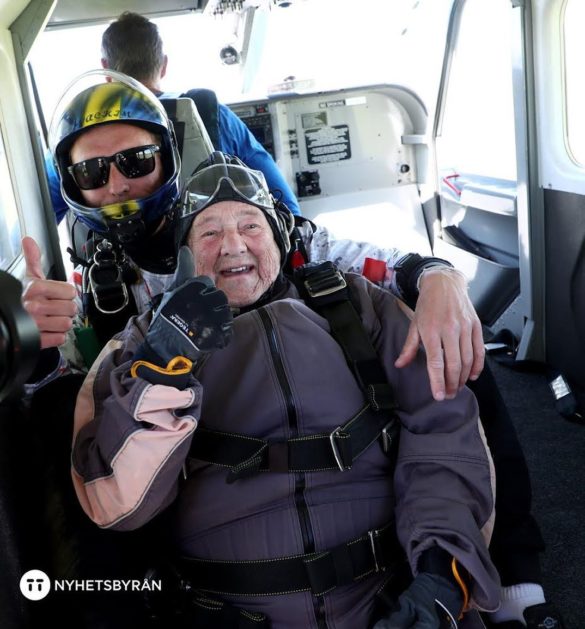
[49,69,180,238]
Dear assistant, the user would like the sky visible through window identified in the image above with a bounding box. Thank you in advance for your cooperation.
[31,0,451,125]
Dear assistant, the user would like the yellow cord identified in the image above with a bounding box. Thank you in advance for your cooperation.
[130,356,193,378]
[451,557,470,617]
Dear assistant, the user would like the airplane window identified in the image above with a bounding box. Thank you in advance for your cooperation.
[563,0,585,166]
[30,1,451,119]
[0,128,22,270]
[435,0,517,183]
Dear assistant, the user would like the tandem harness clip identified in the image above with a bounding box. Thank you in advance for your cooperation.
[297,260,348,304]
[88,239,130,315]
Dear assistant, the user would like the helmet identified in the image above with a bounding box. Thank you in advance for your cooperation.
[48,69,180,238]
[177,151,294,262]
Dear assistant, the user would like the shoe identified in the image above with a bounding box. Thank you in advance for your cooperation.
[523,602,564,628]
[483,602,565,628]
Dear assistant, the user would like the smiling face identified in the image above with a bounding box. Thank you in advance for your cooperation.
[69,122,164,208]
[186,200,281,307]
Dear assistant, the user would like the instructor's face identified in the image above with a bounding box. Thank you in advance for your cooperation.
[70,123,164,208]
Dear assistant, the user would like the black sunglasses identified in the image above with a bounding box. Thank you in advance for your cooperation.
[67,144,161,191]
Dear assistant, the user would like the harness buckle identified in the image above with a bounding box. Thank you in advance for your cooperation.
[304,270,347,299]
[88,240,130,315]
[368,528,385,573]
[381,420,397,453]
[329,426,349,472]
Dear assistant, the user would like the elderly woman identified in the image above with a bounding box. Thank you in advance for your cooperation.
[71,151,499,628]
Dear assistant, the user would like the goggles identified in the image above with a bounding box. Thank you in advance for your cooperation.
[182,163,274,216]
[67,144,161,190]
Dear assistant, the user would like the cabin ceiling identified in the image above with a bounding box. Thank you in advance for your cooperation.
[47,0,209,28]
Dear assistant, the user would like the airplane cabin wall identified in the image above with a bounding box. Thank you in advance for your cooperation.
[230,84,433,257]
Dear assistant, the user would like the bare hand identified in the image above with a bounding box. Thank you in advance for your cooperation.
[21,236,77,349]
[394,268,484,401]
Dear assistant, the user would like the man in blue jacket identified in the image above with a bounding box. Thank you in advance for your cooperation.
[47,11,299,223]
[113,11,299,214]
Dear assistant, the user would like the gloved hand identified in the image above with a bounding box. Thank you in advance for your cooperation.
[141,246,233,368]
[373,572,462,629]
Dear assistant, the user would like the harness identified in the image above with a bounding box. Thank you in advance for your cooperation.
[179,261,404,617]
[70,236,141,365]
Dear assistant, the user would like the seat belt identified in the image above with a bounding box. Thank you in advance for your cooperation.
[547,369,584,423]
[486,329,584,423]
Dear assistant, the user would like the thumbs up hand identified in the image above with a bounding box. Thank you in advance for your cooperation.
[141,247,233,367]
[21,237,78,349]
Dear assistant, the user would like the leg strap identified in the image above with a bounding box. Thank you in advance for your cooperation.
[179,522,402,597]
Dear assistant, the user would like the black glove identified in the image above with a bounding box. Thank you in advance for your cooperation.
[139,246,233,369]
[373,572,462,629]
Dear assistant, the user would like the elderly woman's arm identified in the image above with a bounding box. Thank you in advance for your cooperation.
[71,314,201,531]
[72,249,233,531]
[357,277,500,613]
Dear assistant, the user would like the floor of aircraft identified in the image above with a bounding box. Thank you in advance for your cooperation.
[489,357,585,628]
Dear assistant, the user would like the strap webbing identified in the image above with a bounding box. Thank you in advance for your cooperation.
[294,261,395,410]
[180,523,401,597]
[189,404,398,482]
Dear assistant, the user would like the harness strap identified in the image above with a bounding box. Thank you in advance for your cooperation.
[179,523,401,597]
[189,404,398,483]
[294,261,395,410]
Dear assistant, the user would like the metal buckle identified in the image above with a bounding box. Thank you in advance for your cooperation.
[304,270,347,298]
[381,420,396,453]
[329,426,348,472]
[89,265,129,314]
[368,529,384,573]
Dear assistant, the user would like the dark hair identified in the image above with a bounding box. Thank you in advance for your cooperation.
[101,12,164,84]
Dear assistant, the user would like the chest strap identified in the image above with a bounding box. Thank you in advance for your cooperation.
[190,403,398,483]
[179,522,403,597]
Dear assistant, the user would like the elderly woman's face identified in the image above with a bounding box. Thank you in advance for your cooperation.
[187,201,281,307]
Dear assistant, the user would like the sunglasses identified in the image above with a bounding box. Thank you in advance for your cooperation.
[67,144,161,191]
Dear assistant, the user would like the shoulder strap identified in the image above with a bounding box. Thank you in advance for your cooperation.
[293,261,395,411]
[181,88,221,149]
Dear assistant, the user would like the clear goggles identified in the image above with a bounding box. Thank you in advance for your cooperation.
[180,163,274,217]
